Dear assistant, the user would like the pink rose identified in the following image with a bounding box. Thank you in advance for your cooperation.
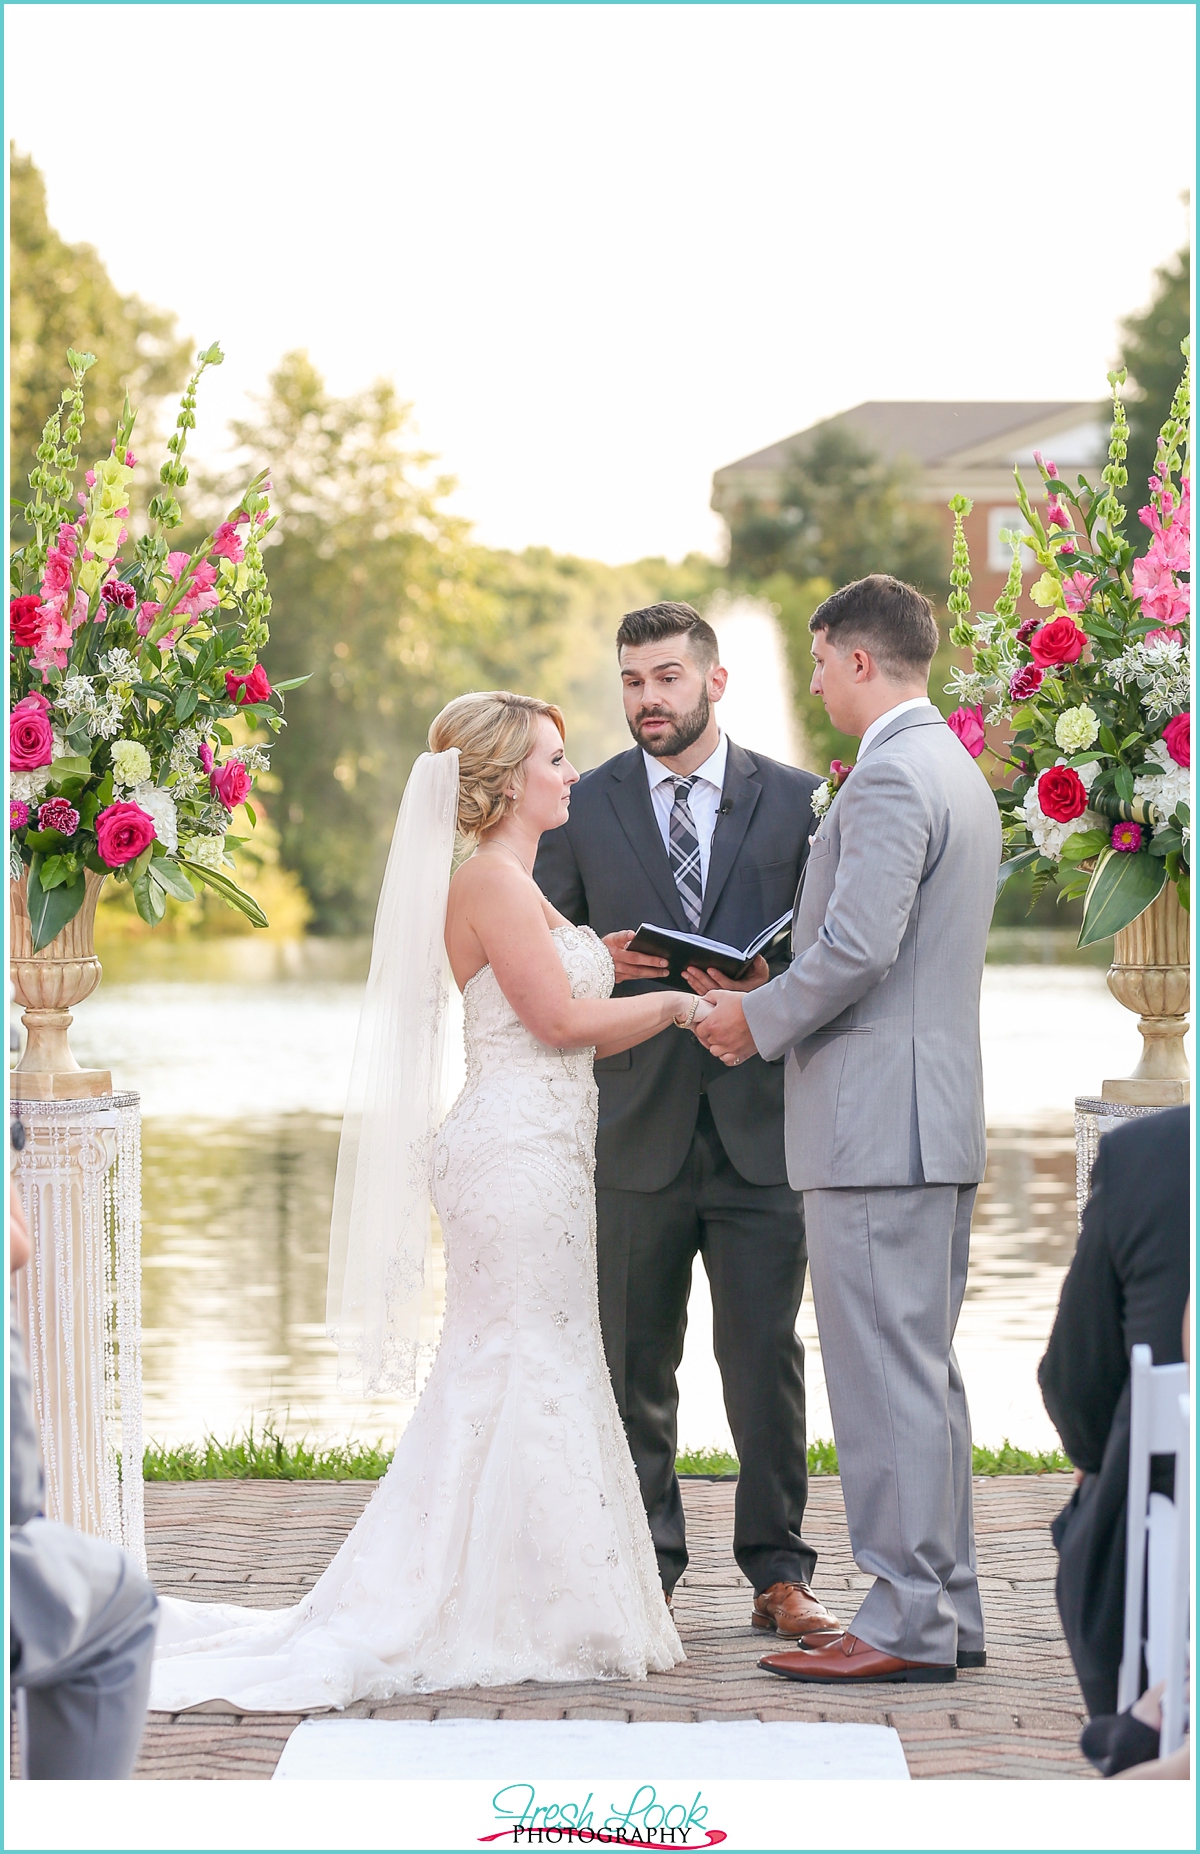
[1062,572,1097,614]
[1009,664,1043,702]
[946,705,986,758]
[95,802,156,868]
[211,761,252,811]
[10,697,55,770]
[225,665,272,706]
[1163,714,1190,770]
[210,522,245,564]
[1029,618,1086,668]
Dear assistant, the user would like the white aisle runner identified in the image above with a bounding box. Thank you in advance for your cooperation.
[272,1717,909,1781]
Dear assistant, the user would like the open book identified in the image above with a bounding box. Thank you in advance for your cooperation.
[626,911,793,989]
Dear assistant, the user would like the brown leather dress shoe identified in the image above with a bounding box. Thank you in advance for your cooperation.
[751,1581,841,1640]
[758,1631,956,1685]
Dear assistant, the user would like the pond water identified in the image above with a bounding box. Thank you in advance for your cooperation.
[64,939,1147,1455]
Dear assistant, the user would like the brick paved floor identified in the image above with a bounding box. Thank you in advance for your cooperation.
[133,1474,1092,1780]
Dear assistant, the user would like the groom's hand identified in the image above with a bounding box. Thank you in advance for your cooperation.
[682,955,770,996]
[693,991,758,1065]
[604,930,669,985]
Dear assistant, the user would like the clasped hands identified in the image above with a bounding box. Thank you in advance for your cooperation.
[603,932,768,1067]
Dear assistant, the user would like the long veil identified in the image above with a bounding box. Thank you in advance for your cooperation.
[326,748,462,1395]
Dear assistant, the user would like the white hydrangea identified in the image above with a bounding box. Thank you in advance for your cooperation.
[178,834,225,870]
[1019,760,1103,863]
[10,766,51,804]
[128,782,178,856]
[1134,737,1192,821]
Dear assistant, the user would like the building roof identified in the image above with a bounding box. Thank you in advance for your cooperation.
[717,401,1110,475]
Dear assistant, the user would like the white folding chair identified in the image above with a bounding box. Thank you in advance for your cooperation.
[1117,1345,1191,1749]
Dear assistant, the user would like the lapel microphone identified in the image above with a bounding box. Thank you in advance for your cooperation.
[718,802,733,816]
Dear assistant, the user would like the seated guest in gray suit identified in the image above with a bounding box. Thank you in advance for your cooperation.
[10,1188,159,1778]
[535,603,840,1641]
[697,576,1001,1684]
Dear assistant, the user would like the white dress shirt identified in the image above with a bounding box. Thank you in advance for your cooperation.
[642,732,728,895]
[858,696,935,760]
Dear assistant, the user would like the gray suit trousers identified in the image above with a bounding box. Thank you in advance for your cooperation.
[803,1183,983,1665]
[11,1519,159,1779]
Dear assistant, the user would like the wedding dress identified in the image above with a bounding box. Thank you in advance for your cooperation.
[149,920,683,1711]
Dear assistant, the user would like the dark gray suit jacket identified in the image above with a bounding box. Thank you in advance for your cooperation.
[534,739,820,1192]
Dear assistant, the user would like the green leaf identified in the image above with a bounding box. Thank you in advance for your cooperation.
[1098,727,1120,756]
[212,723,233,746]
[996,848,1039,894]
[1113,765,1135,803]
[270,674,312,693]
[132,871,167,926]
[48,754,92,779]
[174,685,199,721]
[1059,828,1109,865]
[243,802,257,829]
[23,829,67,853]
[37,854,69,890]
[148,857,199,903]
[96,770,114,807]
[128,845,155,882]
[177,857,269,928]
[1079,848,1167,947]
[26,854,86,952]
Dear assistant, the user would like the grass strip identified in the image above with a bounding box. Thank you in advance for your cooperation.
[144,1425,1070,1482]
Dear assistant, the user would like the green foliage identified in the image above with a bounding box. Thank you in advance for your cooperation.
[970,1440,1071,1477]
[1079,845,1167,946]
[9,148,191,509]
[725,425,946,596]
[674,1446,740,1477]
[1119,244,1191,506]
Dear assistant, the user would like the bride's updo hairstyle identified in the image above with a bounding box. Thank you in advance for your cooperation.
[429,691,566,844]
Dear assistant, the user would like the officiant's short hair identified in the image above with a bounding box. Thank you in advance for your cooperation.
[615,603,719,671]
[809,575,938,676]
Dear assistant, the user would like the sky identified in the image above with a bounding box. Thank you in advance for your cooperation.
[5,3,1195,564]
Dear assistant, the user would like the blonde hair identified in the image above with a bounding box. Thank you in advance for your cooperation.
[428,691,566,842]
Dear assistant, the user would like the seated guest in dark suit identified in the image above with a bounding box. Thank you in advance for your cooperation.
[1038,1106,1189,1720]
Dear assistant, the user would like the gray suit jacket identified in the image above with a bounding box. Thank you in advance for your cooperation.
[535,739,819,1191]
[742,707,1001,1190]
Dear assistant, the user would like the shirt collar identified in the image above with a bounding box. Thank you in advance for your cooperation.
[859,697,934,759]
[643,731,728,792]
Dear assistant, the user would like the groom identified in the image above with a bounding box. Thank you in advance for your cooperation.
[535,602,839,1638]
[696,574,1001,1683]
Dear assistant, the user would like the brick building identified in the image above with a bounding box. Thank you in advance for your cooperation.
[711,401,1107,612]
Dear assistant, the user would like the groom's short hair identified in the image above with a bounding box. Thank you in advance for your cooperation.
[616,602,719,671]
[809,575,939,676]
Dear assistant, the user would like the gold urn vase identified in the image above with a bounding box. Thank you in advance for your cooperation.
[1102,882,1191,1106]
[9,871,113,1099]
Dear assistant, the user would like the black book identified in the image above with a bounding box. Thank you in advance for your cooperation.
[626,911,793,990]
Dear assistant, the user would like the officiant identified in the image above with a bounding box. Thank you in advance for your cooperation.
[535,603,839,1639]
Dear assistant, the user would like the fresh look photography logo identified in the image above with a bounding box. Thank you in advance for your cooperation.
[478,1784,727,1847]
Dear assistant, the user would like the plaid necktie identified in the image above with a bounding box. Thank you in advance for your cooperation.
[668,776,703,928]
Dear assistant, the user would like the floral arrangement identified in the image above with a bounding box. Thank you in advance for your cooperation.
[9,346,305,951]
[943,349,1190,946]
[809,757,854,822]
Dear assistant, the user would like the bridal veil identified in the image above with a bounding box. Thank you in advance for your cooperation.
[326,748,462,1395]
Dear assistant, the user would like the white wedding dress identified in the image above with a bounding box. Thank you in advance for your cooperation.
[150,924,683,1711]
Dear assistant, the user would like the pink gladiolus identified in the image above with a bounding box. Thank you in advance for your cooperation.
[946,705,986,757]
[41,549,72,597]
[1144,627,1184,648]
[198,742,214,775]
[166,551,191,581]
[1132,558,1190,626]
[1046,501,1070,530]
[85,470,96,487]
[125,450,136,467]
[135,602,161,638]
[210,522,245,564]
[56,523,78,557]
[1062,572,1097,613]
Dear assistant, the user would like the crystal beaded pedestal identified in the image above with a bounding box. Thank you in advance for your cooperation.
[1073,1095,1173,1235]
[11,1092,145,1569]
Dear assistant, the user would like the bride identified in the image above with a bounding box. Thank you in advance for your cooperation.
[150,691,711,1711]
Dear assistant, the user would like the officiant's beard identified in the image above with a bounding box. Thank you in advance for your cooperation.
[630,690,711,759]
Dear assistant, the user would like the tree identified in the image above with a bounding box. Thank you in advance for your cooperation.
[9,147,192,501]
[725,425,945,595]
[1119,242,1191,504]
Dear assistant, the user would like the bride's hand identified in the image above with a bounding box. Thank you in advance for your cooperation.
[672,995,717,1031]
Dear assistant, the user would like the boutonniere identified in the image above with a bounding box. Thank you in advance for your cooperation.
[810,758,854,822]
